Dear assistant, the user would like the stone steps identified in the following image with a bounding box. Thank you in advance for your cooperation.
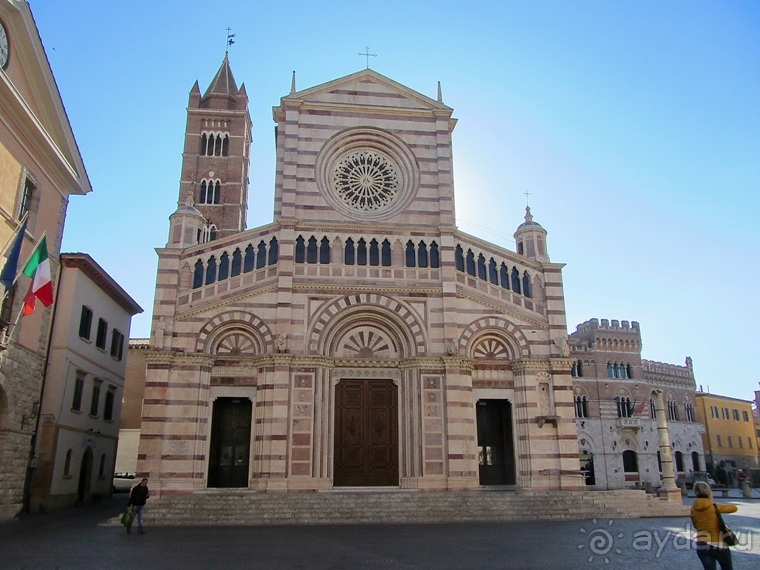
[131,489,688,526]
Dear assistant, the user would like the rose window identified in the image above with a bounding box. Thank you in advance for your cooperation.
[332,151,399,212]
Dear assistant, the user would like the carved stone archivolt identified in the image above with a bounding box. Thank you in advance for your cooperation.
[308,293,426,357]
[195,310,274,354]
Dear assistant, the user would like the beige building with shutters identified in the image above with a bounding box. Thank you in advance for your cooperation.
[30,253,142,510]
[0,2,91,520]
[137,58,582,496]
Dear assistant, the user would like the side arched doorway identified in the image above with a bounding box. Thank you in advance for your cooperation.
[334,379,398,487]
[77,448,93,504]
[476,399,516,485]
[208,397,252,488]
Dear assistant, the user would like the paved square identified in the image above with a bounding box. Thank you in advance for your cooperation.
[1,496,759,569]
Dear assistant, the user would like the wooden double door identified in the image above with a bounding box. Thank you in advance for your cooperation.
[334,379,399,487]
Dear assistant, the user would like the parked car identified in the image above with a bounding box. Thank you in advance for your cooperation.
[112,472,136,493]
[683,471,716,489]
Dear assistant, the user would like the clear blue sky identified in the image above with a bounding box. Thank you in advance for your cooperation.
[32,1,759,400]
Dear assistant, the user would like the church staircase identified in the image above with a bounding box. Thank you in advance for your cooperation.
[140,489,688,526]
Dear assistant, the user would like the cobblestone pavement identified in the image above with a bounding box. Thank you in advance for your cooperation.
[1,495,759,569]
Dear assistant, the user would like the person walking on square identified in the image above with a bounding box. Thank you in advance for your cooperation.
[126,478,150,535]
[691,481,737,570]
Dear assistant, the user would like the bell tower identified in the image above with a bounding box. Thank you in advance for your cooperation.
[176,54,251,242]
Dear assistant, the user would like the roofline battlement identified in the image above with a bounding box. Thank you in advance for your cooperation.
[574,318,640,334]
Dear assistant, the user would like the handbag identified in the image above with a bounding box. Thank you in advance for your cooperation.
[120,508,133,528]
[713,504,737,546]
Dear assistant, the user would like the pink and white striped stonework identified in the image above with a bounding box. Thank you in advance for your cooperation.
[138,61,580,497]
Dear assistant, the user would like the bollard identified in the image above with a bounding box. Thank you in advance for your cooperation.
[742,480,752,498]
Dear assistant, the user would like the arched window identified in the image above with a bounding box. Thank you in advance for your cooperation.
[244,244,255,272]
[344,238,355,265]
[231,248,242,277]
[369,239,379,266]
[357,239,367,266]
[201,179,221,205]
[320,237,330,264]
[455,245,464,272]
[465,250,475,276]
[691,451,700,472]
[199,223,217,243]
[627,363,633,379]
[511,267,521,294]
[307,236,318,264]
[381,239,391,266]
[99,453,106,477]
[572,360,584,377]
[64,449,72,476]
[575,395,589,418]
[268,238,279,265]
[500,263,510,290]
[477,254,486,280]
[218,252,229,281]
[622,450,638,473]
[488,259,498,285]
[429,242,440,268]
[295,236,305,263]
[205,256,217,286]
[405,241,416,267]
[607,362,614,378]
[417,241,428,268]
[193,260,204,288]
[256,241,267,269]
[522,272,532,297]
[199,133,208,155]
[668,400,679,421]
[649,399,656,419]
[615,396,632,418]
[222,134,229,156]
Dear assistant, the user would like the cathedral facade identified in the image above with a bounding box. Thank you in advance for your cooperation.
[138,58,581,495]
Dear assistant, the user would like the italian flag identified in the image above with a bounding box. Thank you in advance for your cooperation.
[22,236,54,316]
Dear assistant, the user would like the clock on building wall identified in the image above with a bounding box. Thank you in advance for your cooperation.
[0,18,9,70]
[315,128,420,221]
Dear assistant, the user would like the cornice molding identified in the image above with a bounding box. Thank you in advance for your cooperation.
[175,283,278,320]
[145,350,215,366]
[455,287,548,329]
[292,283,442,296]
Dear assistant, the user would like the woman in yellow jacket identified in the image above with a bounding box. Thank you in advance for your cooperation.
[690,481,738,570]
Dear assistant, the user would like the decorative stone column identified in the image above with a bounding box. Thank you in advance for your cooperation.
[652,389,681,503]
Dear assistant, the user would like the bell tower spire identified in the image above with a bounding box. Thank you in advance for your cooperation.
[175,54,252,243]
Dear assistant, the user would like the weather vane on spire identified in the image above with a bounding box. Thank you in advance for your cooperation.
[358,46,377,69]
[226,27,235,54]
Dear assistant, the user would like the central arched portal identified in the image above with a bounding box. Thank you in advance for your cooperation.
[334,379,399,486]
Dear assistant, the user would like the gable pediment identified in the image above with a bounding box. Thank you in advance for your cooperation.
[281,69,451,114]
[0,3,90,194]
